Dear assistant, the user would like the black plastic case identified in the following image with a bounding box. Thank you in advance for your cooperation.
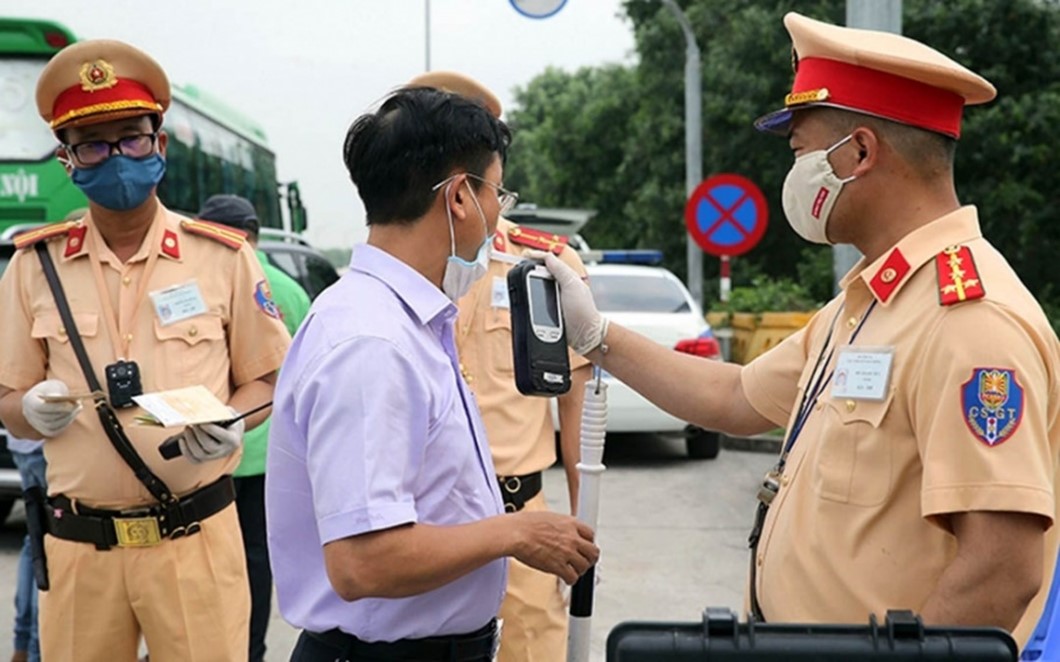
[607,608,1017,661]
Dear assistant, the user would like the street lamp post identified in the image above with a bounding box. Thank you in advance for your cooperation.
[832,0,902,292]
[424,0,431,71]
[659,0,704,309]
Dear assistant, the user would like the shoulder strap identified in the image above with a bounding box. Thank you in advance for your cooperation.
[34,243,178,506]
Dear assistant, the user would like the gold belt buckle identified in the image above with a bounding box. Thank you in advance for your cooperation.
[113,516,162,547]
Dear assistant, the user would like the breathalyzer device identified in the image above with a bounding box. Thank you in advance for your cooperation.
[507,259,571,397]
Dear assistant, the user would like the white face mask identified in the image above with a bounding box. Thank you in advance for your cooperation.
[441,181,492,301]
[781,134,856,245]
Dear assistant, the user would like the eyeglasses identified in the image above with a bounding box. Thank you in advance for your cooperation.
[432,172,519,215]
[64,133,158,167]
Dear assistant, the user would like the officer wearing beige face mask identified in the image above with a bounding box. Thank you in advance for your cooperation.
[537,11,1060,652]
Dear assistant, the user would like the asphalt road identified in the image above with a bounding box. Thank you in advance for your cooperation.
[0,435,775,661]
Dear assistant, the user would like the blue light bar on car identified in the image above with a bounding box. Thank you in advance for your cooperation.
[582,249,664,265]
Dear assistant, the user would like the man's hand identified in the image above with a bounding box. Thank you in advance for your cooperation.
[22,380,81,437]
[537,252,608,356]
[177,410,245,463]
[510,510,600,585]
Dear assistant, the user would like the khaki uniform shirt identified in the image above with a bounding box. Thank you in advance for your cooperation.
[742,206,1060,647]
[455,218,590,476]
[0,205,291,509]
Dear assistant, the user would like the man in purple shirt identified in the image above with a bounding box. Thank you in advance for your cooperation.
[267,87,599,662]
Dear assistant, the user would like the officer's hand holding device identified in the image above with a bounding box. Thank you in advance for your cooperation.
[176,407,245,464]
[534,252,608,356]
[22,379,82,437]
[508,259,571,396]
[159,401,271,460]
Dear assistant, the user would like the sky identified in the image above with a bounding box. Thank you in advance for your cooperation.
[7,0,637,249]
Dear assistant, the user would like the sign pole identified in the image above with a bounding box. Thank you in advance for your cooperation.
[659,0,703,309]
[720,255,731,303]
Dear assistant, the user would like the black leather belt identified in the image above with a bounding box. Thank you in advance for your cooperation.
[305,619,497,661]
[497,471,542,513]
[46,476,235,550]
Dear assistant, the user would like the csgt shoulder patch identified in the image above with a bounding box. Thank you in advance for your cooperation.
[961,367,1024,447]
[254,280,282,320]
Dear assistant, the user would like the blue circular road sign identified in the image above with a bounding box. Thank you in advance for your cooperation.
[684,173,769,257]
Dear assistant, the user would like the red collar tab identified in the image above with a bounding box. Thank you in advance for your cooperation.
[64,225,88,258]
[936,245,985,306]
[790,58,966,138]
[492,233,506,253]
[508,225,567,255]
[161,229,180,259]
[868,248,911,303]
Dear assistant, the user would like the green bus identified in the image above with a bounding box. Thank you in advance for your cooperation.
[0,17,306,233]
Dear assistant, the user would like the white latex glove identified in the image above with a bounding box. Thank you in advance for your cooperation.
[177,408,245,464]
[22,379,82,438]
[538,252,609,356]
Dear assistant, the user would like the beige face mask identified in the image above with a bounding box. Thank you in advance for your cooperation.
[781,134,856,245]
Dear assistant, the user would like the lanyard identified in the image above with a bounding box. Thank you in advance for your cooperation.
[777,299,878,469]
[88,220,164,360]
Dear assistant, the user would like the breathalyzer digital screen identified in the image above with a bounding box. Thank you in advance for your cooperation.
[508,260,570,396]
[529,275,560,329]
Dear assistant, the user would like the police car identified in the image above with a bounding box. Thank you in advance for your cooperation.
[258,228,340,300]
[583,250,723,459]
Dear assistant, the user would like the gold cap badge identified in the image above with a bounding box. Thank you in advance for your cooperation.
[79,59,117,92]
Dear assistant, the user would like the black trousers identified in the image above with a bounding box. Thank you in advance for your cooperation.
[235,474,272,662]
[289,624,497,662]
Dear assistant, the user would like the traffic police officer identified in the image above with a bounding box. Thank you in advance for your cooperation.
[538,12,1060,651]
[407,71,593,661]
[0,40,290,661]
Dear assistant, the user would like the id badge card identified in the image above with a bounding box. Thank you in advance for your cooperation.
[491,276,510,309]
[832,346,895,401]
[150,280,208,326]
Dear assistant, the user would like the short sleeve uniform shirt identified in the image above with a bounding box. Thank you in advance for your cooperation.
[742,207,1060,647]
[0,206,290,508]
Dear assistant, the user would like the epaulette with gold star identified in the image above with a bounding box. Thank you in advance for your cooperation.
[13,221,79,251]
[180,219,246,250]
[508,225,567,256]
[936,245,985,306]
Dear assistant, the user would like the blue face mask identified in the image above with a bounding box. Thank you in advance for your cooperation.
[71,153,166,211]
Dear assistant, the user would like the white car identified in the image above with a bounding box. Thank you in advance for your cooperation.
[584,263,723,459]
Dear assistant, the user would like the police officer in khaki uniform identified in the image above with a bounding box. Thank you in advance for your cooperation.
[408,72,593,661]
[0,39,290,661]
[537,12,1060,652]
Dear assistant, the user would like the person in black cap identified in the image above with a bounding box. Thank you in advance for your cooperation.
[197,194,310,662]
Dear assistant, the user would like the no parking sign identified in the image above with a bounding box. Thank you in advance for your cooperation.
[684,174,768,257]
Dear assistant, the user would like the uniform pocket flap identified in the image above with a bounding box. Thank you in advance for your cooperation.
[153,315,224,346]
[31,312,99,342]
[826,389,895,428]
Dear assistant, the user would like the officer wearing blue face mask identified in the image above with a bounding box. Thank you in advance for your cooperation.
[0,39,291,661]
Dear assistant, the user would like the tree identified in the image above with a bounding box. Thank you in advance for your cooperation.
[505,65,640,246]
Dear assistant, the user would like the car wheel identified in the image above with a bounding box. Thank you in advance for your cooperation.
[0,498,15,525]
[686,426,721,460]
